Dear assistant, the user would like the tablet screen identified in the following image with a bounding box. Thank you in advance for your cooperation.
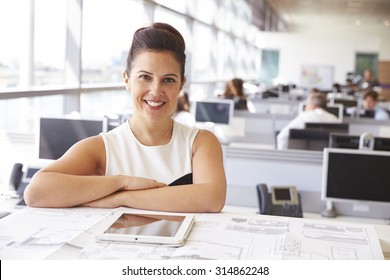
[104,213,186,237]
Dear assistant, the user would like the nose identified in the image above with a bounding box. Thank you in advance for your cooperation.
[149,80,164,97]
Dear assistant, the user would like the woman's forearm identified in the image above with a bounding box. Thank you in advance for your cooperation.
[24,172,124,208]
[120,183,226,213]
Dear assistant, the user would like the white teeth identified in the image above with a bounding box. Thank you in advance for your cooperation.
[146,101,164,107]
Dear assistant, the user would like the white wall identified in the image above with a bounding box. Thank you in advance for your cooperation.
[257,25,390,86]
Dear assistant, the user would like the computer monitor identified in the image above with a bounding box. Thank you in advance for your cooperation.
[329,133,390,151]
[298,103,343,121]
[321,148,390,216]
[359,109,376,119]
[192,99,234,125]
[374,137,390,151]
[324,104,343,121]
[305,122,349,133]
[332,98,358,108]
[329,133,359,149]
[288,128,330,151]
[38,117,104,160]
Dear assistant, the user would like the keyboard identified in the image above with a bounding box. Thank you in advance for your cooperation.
[271,204,303,218]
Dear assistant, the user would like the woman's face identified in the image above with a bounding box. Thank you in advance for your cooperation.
[124,50,184,122]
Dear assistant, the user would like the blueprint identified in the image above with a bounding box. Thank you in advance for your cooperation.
[0,207,384,260]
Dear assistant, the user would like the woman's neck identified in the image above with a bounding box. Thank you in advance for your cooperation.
[129,117,173,146]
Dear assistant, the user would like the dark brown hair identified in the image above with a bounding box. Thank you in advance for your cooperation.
[223,78,244,98]
[176,92,190,113]
[125,22,186,79]
[363,90,379,101]
[231,78,244,97]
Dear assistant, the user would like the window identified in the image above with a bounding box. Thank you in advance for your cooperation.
[81,0,149,84]
[0,1,30,88]
[191,23,216,83]
[154,0,187,14]
[34,0,67,86]
[0,0,277,171]
[261,49,280,84]
[186,0,217,24]
[355,53,378,79]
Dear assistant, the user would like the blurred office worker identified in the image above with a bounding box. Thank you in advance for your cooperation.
[276,91,339,150]
[220,78,249,110]
[359,69,380,90]
[362,90,389,121]
[172,92,196,127]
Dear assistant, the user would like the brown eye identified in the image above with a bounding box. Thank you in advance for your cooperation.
[164,77,176,83]
[139,74,151,81]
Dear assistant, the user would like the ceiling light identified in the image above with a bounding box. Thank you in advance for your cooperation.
[355,19,361,26]
[385,20,390,27]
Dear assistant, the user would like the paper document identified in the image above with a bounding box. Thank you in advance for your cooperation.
[0,207,384,260]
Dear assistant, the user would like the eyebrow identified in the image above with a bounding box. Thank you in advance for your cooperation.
[137,70,178,78]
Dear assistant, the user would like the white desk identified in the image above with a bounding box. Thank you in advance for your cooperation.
[223,205,390,260]
[0,203,388,260]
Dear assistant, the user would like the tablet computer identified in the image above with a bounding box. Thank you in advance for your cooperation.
[95,212,195,246]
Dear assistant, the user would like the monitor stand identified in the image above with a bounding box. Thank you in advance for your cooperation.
[321,200,337,218]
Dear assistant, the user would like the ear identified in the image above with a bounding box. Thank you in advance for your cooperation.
[123,71,130,91]
[180,77,186,91]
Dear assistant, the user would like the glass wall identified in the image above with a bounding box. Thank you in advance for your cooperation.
[0,0,286,132]
[81,0,149,84]
[0,0,67,88]
[0,0,286,185]
[0,0,28,88]
[34,0,67,86]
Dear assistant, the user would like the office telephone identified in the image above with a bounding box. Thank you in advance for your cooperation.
[256,184,303,218]
[9,163,41,206]
[9,163,23,192]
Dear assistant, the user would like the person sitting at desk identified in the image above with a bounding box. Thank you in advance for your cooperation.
[362,90,389,121]
[172,91,196,127]
[345,78,357,96]
[276,90,339,150]
[359,69,380,90]
[220,77,248,110]
[24,23,227,212]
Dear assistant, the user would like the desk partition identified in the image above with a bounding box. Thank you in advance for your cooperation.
[227,106,390,147]
[224,146,323,213]
[224,145,390,219]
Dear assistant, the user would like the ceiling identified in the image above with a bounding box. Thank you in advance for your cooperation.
[267,0,390,30]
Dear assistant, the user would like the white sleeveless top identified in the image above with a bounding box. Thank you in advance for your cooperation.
[100,120,199,185]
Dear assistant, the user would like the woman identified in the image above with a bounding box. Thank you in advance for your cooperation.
[221,78,248,110]
[24,23,226,213]
[172,91,196,127]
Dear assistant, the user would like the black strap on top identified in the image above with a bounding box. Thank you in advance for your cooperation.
[169,173,193,186]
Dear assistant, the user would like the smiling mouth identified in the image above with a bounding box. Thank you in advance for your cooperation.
[145,100,165,107]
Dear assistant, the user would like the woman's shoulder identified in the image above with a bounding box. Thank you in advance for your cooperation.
[64,135,105,162]
[194,128,220,144]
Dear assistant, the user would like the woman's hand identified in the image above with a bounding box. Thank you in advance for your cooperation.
[119,175,167,191]
[81,191,124,208]
[81,176,167,208]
